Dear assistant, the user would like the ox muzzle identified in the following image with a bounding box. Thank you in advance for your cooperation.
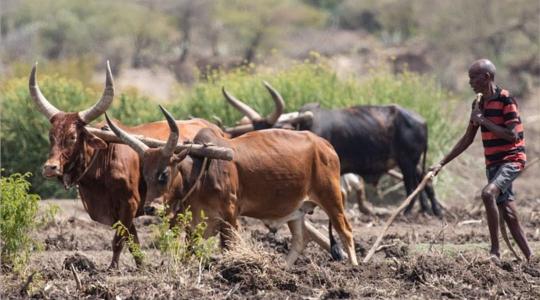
[42,159,63,178]
[143,199,165,216]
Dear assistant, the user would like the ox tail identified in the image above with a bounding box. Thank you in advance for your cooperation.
[421,129,428,178]
[329,220,344,261]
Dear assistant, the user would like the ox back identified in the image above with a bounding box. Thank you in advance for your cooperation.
[296,104,441,215]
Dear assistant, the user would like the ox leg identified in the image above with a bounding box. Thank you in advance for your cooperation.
[109,232,123,269]
[423,180,442,216]
[304,220,331,253]
[340,190,348,209]
[317,193,358,265]
[127,224,143,267]
[326,210,358,265]
[313,181,358,265]
[402,164,427,215]
[415,166,440,216]
[285,217,307,267]
[354,178,372,215]
[109,222,142,269]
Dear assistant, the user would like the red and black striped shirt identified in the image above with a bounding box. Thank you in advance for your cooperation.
[477,87,526,168]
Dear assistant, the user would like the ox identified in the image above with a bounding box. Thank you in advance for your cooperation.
[105,106,359,267]
[30,62,221,268]
[222,88,442,216]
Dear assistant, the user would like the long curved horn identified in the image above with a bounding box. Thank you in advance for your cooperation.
[262,81,285,125]
[222,87,261,121]
[79,61,114,124]
[158,105,179,157]
[29,62,61,120]
[105,113,148,156]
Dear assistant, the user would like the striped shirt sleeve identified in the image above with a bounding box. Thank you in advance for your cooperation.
[503,98,520,125]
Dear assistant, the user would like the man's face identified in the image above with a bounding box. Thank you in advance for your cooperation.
[468,70,489,94]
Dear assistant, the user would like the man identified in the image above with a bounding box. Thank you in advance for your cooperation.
[430,58,532,262]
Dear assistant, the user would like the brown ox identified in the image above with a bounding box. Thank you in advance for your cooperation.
[29,62,222,268]
[105,106,359,267]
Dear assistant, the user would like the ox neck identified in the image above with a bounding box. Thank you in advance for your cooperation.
[170,157,209,213]
[62,143,100,189]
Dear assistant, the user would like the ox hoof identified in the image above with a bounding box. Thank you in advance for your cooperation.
[265,224,278,234]
[432,206,443,218]
[107,261,120,270]
[403,207,414,216]
[330,244,345,261]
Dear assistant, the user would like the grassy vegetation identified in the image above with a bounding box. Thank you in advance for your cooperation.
[171,56,461,165]
[112,221,145,264]
[152,208,218,269]
[0,172,41,272]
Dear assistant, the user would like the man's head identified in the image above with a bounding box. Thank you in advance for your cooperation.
[468,59,496,94]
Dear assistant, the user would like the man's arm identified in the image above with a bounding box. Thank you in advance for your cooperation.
[440,121,479,166]
[473,116,519,143]
[430,121,479,175]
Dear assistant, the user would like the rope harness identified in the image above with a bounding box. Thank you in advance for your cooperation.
[63,147,100,190]
[172,156,209,213]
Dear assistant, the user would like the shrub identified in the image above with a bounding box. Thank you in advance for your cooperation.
[172,58,461,166]
[152,208,218,268]
[112,221,145,264]
[0,171,41,271]
[107,89,162,125]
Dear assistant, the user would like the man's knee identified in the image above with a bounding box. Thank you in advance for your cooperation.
[481,184,500,205]
[499,201,518,221]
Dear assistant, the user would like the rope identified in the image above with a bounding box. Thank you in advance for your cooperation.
[64,149,100,190]
[172,157,209,213]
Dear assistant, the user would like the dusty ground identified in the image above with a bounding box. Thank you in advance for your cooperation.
[1,196,539,299]
[2,93,539,299]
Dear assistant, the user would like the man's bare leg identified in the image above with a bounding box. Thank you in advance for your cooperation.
[499,201,532,261]
[481,183,501,258]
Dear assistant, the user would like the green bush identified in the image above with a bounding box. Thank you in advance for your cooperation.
[152,208,218,268]
[112,221,145,264]
[107,89,162,126]
[0,172,41,271]
[172,57,461,166]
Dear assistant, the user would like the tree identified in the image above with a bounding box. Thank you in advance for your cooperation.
[216,0,327,63]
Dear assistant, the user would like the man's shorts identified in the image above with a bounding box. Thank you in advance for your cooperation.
[485,162,522,204]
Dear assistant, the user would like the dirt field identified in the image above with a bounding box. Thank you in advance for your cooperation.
[2,196,539,299]
[2,96,539,299]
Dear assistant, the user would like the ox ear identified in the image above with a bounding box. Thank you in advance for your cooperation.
[83,129,108,149]
[170,148,189,165]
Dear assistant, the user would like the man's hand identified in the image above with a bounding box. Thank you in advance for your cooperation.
[470,100,483,125]
[429,163,443,176]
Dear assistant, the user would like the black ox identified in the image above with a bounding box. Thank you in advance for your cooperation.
[222,85,442,216]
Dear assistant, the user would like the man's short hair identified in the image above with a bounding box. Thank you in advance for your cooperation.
[470,59,496,79]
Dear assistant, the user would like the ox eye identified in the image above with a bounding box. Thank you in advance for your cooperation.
[65,135,77,145]
[157,169,169,185]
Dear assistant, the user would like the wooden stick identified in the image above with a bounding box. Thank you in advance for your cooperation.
[69,263,82,290]
[363,171,434,263]
[386,169,404,180]
[86,127,234,161]
[520,157,539,175]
